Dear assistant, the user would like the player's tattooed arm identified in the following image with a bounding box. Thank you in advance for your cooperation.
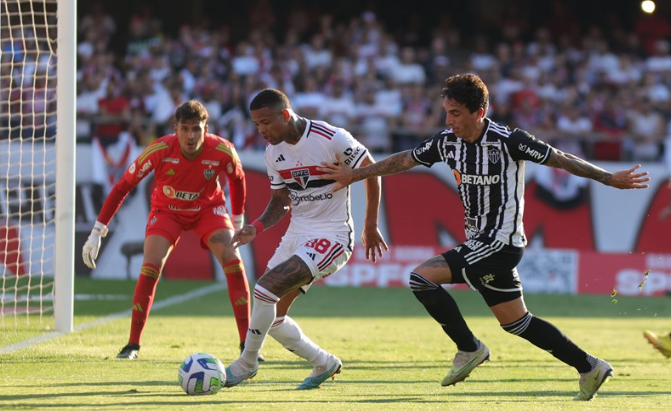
[257,187,292,229]
[352,150,418,183]
[545,148,650,189]
[319,150,419,192]
[232,187,291,248]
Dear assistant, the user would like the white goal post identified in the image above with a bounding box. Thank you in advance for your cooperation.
[0,0,76,332]
[54,0,76,332]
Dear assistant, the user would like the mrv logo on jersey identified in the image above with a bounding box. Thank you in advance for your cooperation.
[518,144,544,160]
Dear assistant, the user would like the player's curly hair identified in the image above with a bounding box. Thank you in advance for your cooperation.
[175,100,209,123]
[441,74,489,115]
[249,88,291,111]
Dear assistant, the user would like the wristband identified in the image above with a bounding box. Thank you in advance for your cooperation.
[93,221,109,237]
[251,220,265,233]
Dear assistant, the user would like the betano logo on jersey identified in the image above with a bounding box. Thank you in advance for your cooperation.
[162,185,200,201]
[452,170,500,186]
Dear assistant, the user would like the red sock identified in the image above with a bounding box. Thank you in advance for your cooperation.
[128,263,161,345]
[223,259,250,344]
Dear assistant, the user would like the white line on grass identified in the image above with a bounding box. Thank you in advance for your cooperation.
[0,282,227,355]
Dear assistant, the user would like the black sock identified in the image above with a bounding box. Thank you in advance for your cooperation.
[502,312,596,373]
[410,272,478,352]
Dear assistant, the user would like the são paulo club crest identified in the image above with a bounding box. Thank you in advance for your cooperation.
[204,168,216,180]
[291,168,310,189]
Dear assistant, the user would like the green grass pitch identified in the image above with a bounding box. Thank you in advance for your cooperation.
[1,278,670,410]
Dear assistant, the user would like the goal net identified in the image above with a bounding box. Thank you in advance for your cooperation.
[1,0,75,332]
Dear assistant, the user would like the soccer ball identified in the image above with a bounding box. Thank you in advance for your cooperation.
[178,352,226,395]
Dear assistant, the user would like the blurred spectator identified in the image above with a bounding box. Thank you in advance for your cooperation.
[627,97,665,161]
[647,40,671,73]
[355,87,392,153]
[556,103,593,142]
[319,79,355,129]
[76,74,104,139]
[593,98,627,138]
[293,76,326,119]
[96,80,130,145]
[393,84,432,152]
[390,47,426,85]
[635,11,671,57]
[79,2,116,41]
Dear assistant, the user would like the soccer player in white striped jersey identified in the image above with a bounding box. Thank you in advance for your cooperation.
[225,88,388,390]
[319,74,651,401]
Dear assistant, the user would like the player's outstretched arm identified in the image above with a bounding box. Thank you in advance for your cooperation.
[544,149,651,189]
[360,154,388,263]
[232,187,291,248]
[319,150,418,192]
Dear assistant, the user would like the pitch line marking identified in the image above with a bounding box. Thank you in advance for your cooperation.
[0,282,227,355]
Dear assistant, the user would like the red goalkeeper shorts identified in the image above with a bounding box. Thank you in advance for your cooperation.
[145,204,233,249]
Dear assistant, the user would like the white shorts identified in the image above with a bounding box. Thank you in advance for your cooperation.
[266,234,352,292]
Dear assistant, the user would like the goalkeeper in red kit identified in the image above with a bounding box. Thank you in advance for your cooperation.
[82,100,261,361]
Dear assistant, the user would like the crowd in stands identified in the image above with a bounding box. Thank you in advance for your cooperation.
[4,1,671,163]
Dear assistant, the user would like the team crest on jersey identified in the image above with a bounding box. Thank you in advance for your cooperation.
[204,168,215,180]
[488,149,501,164]
[291,169,310,189]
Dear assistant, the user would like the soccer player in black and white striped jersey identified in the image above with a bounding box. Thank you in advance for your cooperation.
[319,73,651,401]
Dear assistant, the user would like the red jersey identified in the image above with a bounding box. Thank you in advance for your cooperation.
[97,134,245,225]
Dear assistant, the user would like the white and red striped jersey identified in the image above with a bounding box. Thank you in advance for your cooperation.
[264,119,368,245]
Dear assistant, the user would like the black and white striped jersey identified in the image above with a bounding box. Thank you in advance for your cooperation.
[411,118,552,247]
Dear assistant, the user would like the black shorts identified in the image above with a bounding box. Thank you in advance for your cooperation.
[441,236,524,307]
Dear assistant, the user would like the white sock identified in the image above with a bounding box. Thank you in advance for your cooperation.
[240,285,279,365]
[268,315,327,367]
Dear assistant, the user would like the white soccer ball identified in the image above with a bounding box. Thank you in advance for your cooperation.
[178,352,226,395]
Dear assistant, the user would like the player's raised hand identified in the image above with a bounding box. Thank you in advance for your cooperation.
[82,221,108,269]
[318,154,353,193]
[608,164,651,189]
[362,226,388,263]
[231,225,257,249]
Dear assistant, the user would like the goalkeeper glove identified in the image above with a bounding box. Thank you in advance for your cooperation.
[82,221,108,269]
[231,214,244,231]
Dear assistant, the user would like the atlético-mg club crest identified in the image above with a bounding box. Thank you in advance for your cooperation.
[204,168,216,180]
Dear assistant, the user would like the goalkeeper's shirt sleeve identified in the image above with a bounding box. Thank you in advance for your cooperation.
[97,178,135,225]
[228,169,246,216]
[224,143,246,216]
